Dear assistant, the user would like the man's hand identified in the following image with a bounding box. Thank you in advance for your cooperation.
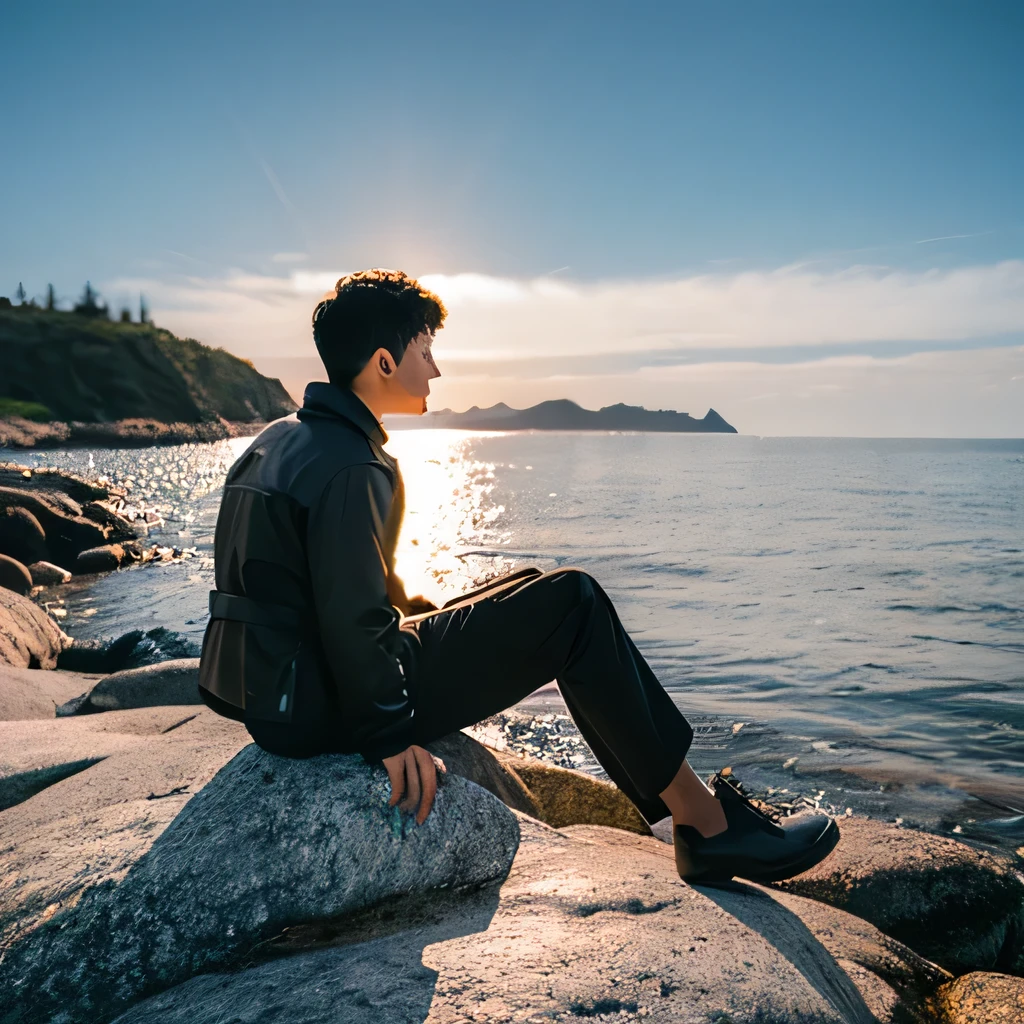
[403,594,439,616]
[382,744,447,824]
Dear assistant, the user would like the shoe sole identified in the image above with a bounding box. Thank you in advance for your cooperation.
[682,817,841,885]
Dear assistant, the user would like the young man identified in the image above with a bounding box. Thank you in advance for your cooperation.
[198,268,840,884]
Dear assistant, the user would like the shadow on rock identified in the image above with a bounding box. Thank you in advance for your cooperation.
[0,742,520,1024]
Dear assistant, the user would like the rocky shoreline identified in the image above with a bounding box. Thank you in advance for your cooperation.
[0,415,270,451]
[0,465,1022,1022]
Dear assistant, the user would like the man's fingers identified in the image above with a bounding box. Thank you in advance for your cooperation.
[399,748,422,813]
[413,746,438,825]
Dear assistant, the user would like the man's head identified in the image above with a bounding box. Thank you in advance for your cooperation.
[312,268,445,415]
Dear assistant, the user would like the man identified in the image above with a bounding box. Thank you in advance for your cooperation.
[199,268,840,883]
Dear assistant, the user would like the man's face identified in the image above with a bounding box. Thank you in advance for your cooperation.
[393,330,441,413]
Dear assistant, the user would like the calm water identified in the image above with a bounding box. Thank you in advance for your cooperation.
[21,433,1024,847]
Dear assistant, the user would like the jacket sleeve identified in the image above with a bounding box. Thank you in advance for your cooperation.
[307,462,416,761]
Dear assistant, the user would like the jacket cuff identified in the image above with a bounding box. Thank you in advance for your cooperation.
[357,713,416,762]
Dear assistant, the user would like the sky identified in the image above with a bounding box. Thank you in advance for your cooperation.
[3,1,1023,435]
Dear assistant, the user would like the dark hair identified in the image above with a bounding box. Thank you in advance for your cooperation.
[312,268,447,387]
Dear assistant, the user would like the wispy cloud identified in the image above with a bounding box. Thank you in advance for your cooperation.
[914,231,993,245]
[106,261,1024,369]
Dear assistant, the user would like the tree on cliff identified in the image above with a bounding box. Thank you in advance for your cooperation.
[140,292,151,325]
[46,284,57,311]
[74,281,109,319]
[15,282,26,305]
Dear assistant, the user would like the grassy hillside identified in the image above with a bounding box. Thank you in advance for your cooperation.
[0,308,296,424]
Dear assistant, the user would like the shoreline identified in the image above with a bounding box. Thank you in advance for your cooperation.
[0,417,265,451]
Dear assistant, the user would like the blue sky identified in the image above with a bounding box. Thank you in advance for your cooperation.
[3,1,1022,434]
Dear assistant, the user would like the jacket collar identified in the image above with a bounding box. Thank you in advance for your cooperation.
[297,381,389,446]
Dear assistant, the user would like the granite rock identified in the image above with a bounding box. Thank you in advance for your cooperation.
[0,718,520,1024]
[930,970,1024,1024]
[55,657,201,715]
[775,815,1024,977]
[26,560,72,586]
[0,586,68,668]
[0,553,33,595]
[110,816,949,1024]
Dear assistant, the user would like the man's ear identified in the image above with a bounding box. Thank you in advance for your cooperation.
[373,346,396,376]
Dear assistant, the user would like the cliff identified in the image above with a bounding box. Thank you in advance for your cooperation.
[387,398,737,433]
[0,309,296,429]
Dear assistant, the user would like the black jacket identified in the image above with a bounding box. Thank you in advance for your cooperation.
[197,381,418,761]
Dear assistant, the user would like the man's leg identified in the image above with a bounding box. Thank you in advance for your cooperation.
[405,566,693,826]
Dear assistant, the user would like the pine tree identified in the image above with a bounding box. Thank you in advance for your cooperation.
[15,282,26,305]
[139,292,150,325]
[46,284,56,310]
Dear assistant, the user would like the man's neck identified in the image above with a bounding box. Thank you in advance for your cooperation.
[347,384,384,426]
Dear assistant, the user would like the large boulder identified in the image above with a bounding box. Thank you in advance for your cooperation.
[0,506,48,566]
[0,553,33,596]
[930,971,1024,1023]
[55,658,201,715]
[0,715,520,1024]
[775,815,1024,976]
[0,587,68,668]
[110,816,950,1024]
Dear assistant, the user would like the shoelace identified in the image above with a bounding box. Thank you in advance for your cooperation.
[709,770,784,826]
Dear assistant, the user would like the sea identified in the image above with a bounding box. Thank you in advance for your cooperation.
[18,432,1024,850]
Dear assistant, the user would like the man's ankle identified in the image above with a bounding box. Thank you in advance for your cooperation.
[675,797,728,839]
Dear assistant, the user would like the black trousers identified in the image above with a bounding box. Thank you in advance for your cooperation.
[249,567,694,826]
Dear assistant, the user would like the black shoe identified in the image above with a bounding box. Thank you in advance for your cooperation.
[673,771,840,884]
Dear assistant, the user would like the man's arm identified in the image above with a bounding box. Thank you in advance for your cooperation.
[307,462,416,761]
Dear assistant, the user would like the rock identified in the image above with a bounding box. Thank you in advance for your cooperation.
[930,971,1024,1023]
[75,542,127,574]
[423,732,653,836]
[56,658,201,714]
[0,722,520,1024]
[0,462,111,503]
[0,587,68,668]
[0,554,33,596]
[0,506,48,566]
[775,815,1024,977]
[56,627,202,674]
[110,816,949,1024]
[0,660,100,721]
[501,751,652,834]
[26,560,72,586]
[0,706,229,810]
[0,485,110,567]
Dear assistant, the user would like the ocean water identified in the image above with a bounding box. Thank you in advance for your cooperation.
[20,433,1024,847]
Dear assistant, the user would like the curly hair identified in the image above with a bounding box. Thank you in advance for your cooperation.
[312,268,447,388]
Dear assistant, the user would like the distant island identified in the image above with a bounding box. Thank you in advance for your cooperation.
[385,399,737,433]
[0,286,296,449]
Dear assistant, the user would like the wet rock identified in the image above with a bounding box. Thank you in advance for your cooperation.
[775,815,1024,977]
[0,587,68,668]
[26,560,72,586]
[930,971,1024,1023]
[56,627,201,674]
[75,542,127,574]
[0,554,33,596]
[0,723,520,1024]
[55,658,201,715]
[0,506,48,566]
[110,816,947,1024]
[0,486,106,566]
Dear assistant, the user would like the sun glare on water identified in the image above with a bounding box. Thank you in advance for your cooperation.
[383,430,514,606]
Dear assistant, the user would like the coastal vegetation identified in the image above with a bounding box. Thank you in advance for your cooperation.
[0,283,295,449]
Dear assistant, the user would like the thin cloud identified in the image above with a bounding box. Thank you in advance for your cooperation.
[914,231,993,245]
